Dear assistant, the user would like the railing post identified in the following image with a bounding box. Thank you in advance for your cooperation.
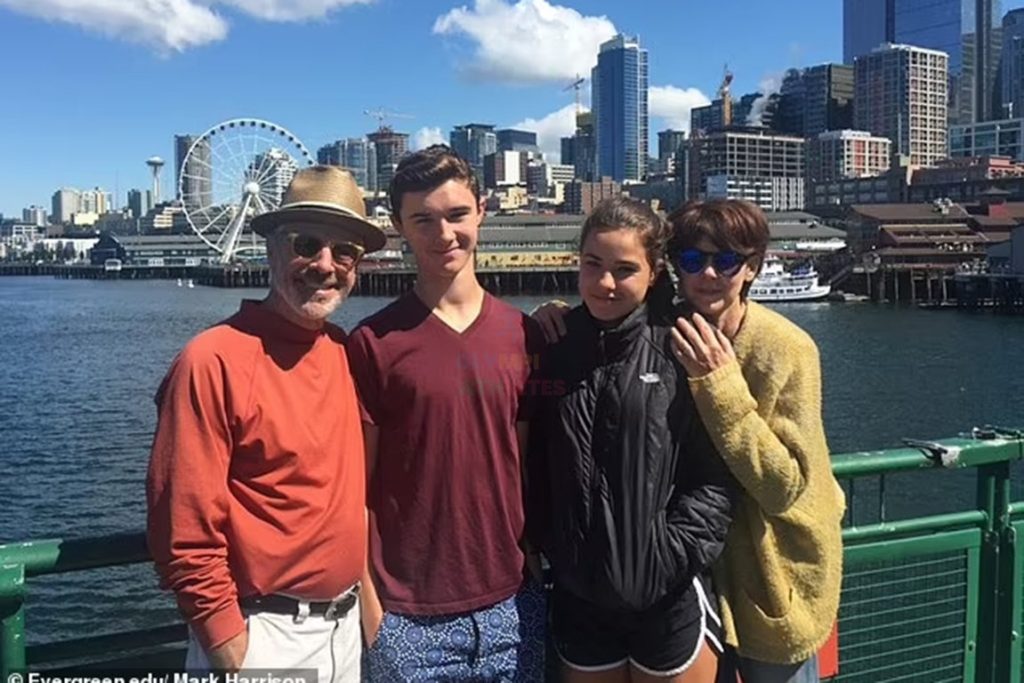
[996,435,1023,683]
[0,564,27,677]
[976,461,1011,683]
[999,517,1020,683]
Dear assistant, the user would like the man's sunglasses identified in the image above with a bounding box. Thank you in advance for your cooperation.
[675,248,753,277]
[288,233,365,270]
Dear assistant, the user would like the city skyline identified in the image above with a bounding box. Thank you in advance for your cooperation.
[5,0,1024,217]
[0,0,928,216]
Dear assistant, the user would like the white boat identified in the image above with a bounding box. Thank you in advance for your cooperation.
[749,256,831,302]
[794,238,846,253]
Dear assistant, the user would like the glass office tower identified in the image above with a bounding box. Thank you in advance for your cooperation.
[846,0,1002,123]
[592,34,649,182]
[844,0,895,64]
[895,0,1001,124]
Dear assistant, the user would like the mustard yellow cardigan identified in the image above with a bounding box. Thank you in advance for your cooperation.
[687,301,845,664]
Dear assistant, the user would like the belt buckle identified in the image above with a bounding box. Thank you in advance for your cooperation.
[323,588,356,620]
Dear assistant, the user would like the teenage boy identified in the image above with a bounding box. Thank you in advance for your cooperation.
[346,145,545,682]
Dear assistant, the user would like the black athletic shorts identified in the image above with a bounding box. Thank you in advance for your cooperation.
[551,575,723,677]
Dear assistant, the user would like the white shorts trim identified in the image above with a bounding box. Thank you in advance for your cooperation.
[692,576,724,654]
[628,576,708,678]
[557,648,630,673]
[694,576,722,628]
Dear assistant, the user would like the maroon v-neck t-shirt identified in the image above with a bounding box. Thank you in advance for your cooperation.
[347,292,541,615]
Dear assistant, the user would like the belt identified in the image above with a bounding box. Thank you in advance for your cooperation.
[239,588,358,620]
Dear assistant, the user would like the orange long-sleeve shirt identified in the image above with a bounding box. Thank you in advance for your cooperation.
[146,300,365,652]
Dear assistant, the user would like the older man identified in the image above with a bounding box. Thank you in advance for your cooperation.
[146,166,384,679]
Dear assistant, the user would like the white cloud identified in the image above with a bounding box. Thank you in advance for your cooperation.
[0,0,227,52]
[649,85,711,134]
[219,0,371,21]
[511,104,577,162]
[433,0,617,84]
[0,0,373,52]
[411,127,447,151]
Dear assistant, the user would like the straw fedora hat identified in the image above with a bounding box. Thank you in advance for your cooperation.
[251,165,386,253]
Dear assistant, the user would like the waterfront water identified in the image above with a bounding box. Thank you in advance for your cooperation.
[1,276,1022,644]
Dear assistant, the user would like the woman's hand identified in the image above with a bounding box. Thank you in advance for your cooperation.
[670,313,737,378]
[531,299,571,345]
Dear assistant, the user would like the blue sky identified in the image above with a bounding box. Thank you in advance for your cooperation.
[1,0,1022,217]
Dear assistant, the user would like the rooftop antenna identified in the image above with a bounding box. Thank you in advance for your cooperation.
[564,74,587,115]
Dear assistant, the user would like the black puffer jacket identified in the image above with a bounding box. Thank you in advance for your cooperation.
[527,303,735,612]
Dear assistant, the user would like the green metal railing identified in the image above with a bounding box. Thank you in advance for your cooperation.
[832,431,1023,683]
[0,534,186,672]
[1,431,1023,679]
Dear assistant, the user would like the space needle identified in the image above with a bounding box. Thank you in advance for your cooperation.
[146,156,165,204]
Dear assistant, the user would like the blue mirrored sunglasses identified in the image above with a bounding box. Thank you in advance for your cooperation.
[675,248,752,277]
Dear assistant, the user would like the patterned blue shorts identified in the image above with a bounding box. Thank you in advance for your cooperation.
[363,579,546,682]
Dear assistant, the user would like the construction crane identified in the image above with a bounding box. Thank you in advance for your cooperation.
[719,66,734,128]
[564,74,586,114]
[363,107,413,132]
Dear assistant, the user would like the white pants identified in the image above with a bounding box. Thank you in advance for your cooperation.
[185,599,361,683]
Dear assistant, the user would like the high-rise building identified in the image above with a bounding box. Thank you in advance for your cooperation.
[527,161,575,198]
[807,130,892,188]
[22,205,47,227]
[560,137,575,167]
[564,178,622,214]
[79,188,109,215]
[845,0,1003,123]
[560,111,596,181]
[450,124,497,184]
[496,129,539,154]
[51,188,80,224]
[843,0,895,64]
[592,34,649,182]
[690,101,727,135]
[687,127,806,210]
[691,91,783,134]
[854,44,950,165]
[895,0,1001,124]
[804,64,855,136]
[657,130,687,163]
[778,65,855,137]
[367,128,410,197]
[317,138,377,191]
[950,117,1024,159]
[483,151,528,189]
[777,69,807,135]
[1002,9,1024,118]
[127,189,153,220]
[175,135,213,209]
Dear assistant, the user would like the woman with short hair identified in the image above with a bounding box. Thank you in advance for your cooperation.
[666,199,845,683]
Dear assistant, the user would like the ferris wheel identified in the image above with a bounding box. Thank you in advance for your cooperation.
[178,118,314,263]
